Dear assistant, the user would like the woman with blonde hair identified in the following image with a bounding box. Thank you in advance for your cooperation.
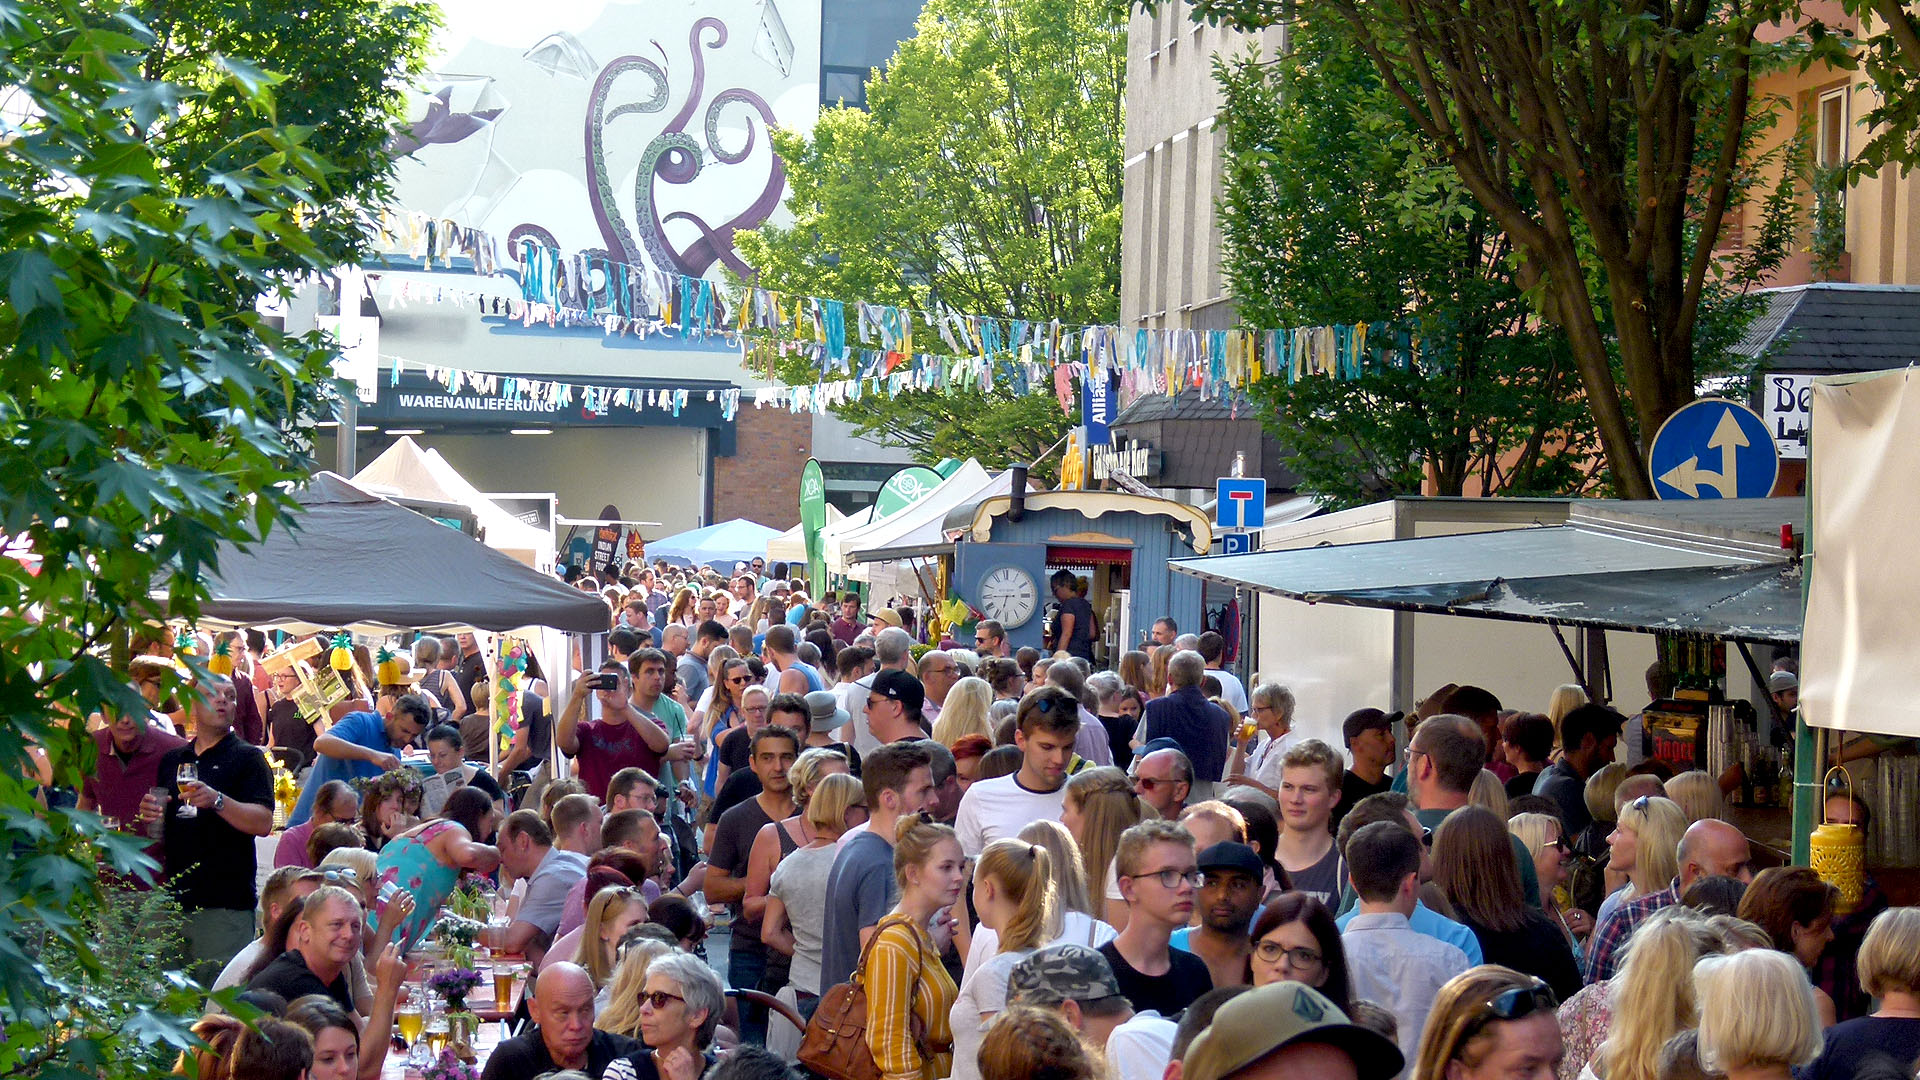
[1802,907,1920,1080]
[1548,683,1590,727]
[1062,766,1151,930]
[1469,769,1510,819]
[1663,770,1724,824]
[932,677,994,746]
[1694,950,1822,1080]
[1574,762,1628,857]
[1591,796,1687,956]
[570,886,648,989]
[949,840,1058,1080]
[863,816,962,1080]
[1410,965,1562,1080]
[593,935,675,1023]
[764,772,867,1016]
[1146,645,1177,700]
[693,656,750,799]
[960,819,1116,987]
[1509,812,1592,961]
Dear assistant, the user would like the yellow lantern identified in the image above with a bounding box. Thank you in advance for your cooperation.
[1808,767,1865,914]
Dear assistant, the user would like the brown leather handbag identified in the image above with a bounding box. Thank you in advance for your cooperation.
[797,914,947,1080]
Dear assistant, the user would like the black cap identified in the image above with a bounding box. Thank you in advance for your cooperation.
[870,669,925,715]
[1196,841,1264,878]
[1342,708,1401,747]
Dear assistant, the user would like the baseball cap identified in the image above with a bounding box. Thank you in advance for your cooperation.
[1342,708,1402,747]
[1196,841,1264,879]
[1767,670,1798,693]
[1006,944,1123,1007]
[1131,737,1184,771]
[805,689,850,734]
[869,608,904,629]
[870,669,925,715]
[1182,981,1403,1080]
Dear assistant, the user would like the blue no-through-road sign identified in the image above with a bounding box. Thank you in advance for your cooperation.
[1648,398,1779,500]
[1216,478,1267,529]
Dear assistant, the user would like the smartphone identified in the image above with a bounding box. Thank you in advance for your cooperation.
[586,673,620,691]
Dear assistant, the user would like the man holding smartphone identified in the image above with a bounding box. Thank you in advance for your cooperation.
[138,674,274,984]
[557,660,674,803]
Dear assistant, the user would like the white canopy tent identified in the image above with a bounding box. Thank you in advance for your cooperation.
[353,436,556,569]
[765,502,871,566]
[834,461,1019,579]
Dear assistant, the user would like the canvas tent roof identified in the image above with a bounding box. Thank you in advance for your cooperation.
[1170,499,1803,644]
[766,502,852,565]
[353,436,554,568]
[184,473,611,634]
[647,518,784,568]
[834,459,1000,572]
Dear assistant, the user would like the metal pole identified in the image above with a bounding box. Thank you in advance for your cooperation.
[335,395,357,476]
[1792,443,1816,865]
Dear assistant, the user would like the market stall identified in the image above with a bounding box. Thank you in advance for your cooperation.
[353,435,556,570]
[645,517,783,568]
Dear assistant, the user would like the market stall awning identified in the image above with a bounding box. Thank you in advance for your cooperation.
[647,518,783,568]
[180,473,611,634]
[353,436,555,568]
[1171,512,1803,644]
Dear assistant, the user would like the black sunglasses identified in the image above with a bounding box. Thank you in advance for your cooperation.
[1464,979,1557,1041]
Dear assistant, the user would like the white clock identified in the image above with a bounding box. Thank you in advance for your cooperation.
[979,565,1040,627]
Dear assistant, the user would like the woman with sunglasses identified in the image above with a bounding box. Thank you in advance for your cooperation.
[1509,812,1591,965]
[1247,891,1352,1009]
[1411,966,1563,1080]
[1590,796,1686,961]
[764,772,868,1019]
[604,952,726,1080]
[693,656,750,801]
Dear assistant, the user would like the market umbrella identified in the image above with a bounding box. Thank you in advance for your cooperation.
[646,518,783,568]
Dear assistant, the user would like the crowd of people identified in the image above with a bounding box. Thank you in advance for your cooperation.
[69,563,1913,1080]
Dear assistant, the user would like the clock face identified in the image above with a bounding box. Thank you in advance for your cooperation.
[979,565,1039,627]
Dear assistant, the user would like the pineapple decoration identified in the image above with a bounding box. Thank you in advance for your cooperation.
[328,632,354,672]
[375,646,404,687]
[174,629,197,658]
[207,638,235,677]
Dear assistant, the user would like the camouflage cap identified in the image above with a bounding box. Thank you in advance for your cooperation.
[1182,982,1402,1080]
[1006,944,1123,1007]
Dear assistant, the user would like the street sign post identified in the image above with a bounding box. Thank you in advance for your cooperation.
[1215,478,1268,529]
[1648,398,1780,500]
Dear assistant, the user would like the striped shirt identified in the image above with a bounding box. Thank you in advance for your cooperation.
[861,916,956,1080]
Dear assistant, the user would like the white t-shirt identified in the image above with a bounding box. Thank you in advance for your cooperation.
[1207,669,1250,714]
[950,948,1033,1080]
[845,672,879,755]
[1108,1011,1179,1080]
[1241,729,1297,789]
[954,774,1069,857]
[963,911,1117,988]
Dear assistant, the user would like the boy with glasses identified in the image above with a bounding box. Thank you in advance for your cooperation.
[1101,819,1215,1017]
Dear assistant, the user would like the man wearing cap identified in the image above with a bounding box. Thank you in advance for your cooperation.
[844,626,913,756]
[866,669,929,744]
[1339,821,1470,1064]
[869,606,905,636]
[1335,709,1397,834]
[1171,843,1260,988]
[1180,981,1403,1080]
[955,685,1080,856]
[1008,944,1180,1080]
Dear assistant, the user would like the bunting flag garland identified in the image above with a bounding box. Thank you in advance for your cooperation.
[365,208,1434,416]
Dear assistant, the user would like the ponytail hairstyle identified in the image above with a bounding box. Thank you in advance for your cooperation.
[977,838,1057,952]
[892,813,958,893]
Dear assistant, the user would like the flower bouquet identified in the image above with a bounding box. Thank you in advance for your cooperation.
[426,967,484,1013]
[422,1047,480,1080]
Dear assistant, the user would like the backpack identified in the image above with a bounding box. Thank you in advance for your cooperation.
[798,914,951,1080]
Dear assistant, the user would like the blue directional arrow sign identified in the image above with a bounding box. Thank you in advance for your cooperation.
[1216,478,1267,529]
[1648,398,1779,500]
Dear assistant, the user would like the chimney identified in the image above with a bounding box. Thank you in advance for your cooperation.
[1008,465,1028,522]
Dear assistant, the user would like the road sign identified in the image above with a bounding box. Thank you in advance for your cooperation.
[1649,398,1780,500]
[1216,477,1268,529]
[1222,531,1258,556]
[1761,374,1812,460]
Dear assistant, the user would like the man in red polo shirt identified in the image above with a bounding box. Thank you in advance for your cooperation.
[80,691,188,877]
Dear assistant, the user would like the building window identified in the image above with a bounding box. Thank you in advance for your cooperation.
[820,0,928,109]
[1817,88,1848,170]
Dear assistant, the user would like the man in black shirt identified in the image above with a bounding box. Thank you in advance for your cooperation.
[138,674,274,984]
[246,884,361,1012]
[481,963,639,1080]
[1335,709,1398,835]
[704,724,801,1045]
[1101,819,1214,1017]
[453,630,488,705]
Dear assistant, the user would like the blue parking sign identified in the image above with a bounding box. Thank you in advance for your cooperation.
[1223,532,1257,556]
[1216,478,1267,529]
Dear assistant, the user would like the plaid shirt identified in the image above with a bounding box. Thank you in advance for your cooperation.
[1584,883,1678,984]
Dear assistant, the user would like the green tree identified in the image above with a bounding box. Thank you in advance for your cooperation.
[1219,32,1604,509]
[0,2,433,1075]
[735,0,1124,478]
[1182,0,1819,498]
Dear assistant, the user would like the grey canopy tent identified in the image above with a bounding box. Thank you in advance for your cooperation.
[182,472,610,633]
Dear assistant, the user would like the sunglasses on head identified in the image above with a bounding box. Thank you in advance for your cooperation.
[1464,979,1558,1041]
[319,868,360,885]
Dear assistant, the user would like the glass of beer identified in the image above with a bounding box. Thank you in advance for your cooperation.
[424,1016,449,1057]
[493,964,514,1012]
[175,763,199,818]
[1240,720,1258,745]
[395,1001,424,1044]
